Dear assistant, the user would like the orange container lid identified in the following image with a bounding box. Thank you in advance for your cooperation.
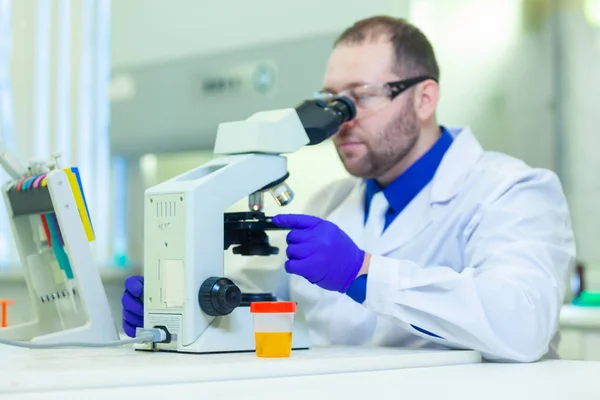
[250,301,296,313]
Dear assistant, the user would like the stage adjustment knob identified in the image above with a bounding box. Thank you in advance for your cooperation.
[199,277,241,316]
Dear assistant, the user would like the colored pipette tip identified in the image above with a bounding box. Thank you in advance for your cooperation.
[16,177,28,191]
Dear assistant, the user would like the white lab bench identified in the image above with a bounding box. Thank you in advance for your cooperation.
[559,305,600,360]
[1,345,600,399]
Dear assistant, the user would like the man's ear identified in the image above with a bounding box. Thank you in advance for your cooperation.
[414,80,439,121]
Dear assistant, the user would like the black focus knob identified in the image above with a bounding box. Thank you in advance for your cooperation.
[198,277,241,316]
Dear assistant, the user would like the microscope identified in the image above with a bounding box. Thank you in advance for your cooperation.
[134,96,355,353]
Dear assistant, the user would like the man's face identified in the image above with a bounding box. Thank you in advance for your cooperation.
[322,41,420,179]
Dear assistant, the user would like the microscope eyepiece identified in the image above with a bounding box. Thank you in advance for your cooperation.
[328,96,356,124]
[295,96,357,146]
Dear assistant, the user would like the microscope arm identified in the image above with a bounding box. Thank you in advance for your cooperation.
[144,152,290,347]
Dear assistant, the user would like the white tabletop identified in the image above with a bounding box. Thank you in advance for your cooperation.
[3,344,600,400]
[4,359,600,400]
[0,345,480,395]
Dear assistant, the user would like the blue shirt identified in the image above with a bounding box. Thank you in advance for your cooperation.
[346,127,453,305]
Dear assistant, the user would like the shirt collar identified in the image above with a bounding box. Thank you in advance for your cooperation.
[365,126,453,217]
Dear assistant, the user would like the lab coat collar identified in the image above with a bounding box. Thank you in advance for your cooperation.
[326,126,484,255]
[364,127,453,222]
[375,126,483,255]
[429,126,484,203]
[376,184,433,255]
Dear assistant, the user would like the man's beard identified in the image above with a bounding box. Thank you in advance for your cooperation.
[339,105,420,179]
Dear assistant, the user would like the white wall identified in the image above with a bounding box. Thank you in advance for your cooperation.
[410,0,557,169]
[111,0,557,168]
[560,8,600,268]
[111,0,408,68]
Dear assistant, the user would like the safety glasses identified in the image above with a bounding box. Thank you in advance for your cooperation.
[314,75,436,120]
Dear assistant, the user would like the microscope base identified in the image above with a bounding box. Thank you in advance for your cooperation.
[134,306,311,354]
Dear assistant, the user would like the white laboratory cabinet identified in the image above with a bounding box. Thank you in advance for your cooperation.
[558,305,600,361]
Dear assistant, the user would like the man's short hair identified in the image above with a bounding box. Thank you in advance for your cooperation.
[335,16,440,82]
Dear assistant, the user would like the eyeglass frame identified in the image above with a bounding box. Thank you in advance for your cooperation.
[384,75,438,100]
[315,75,438,104]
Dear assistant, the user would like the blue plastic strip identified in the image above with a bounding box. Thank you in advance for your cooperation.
[47,212,64,246]
[45,212,73,279]
[411,324,444,339]
[112,156,128,267]
[70,167,94,233]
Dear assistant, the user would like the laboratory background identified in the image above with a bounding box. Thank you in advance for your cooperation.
[0,0,600,363]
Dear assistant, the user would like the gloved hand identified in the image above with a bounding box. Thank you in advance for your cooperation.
[122,275,144,337]
[272,214,365,293]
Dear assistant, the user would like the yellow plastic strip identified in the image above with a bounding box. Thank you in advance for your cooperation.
[41,177,47,187]
[64,169,95,242]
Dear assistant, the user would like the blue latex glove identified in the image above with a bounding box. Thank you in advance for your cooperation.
[272,214,365,293]
[122,275,144,337]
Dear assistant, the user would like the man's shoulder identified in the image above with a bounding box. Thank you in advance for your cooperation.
[476,150,558,182]
[467,149,564,205]
[444,126,560,197]
[477,150,530,174]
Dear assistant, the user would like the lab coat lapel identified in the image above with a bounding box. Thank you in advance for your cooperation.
[429,126,484,202]
[376,186,432,255]
[326,180,368,249]
[376,127,484,256]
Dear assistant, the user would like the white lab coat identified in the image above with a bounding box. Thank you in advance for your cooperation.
[228,126,576,362]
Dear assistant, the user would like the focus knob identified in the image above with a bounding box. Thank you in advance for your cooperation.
[199,277,241,316]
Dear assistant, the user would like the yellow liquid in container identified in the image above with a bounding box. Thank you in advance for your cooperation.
[254,332,293,358]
